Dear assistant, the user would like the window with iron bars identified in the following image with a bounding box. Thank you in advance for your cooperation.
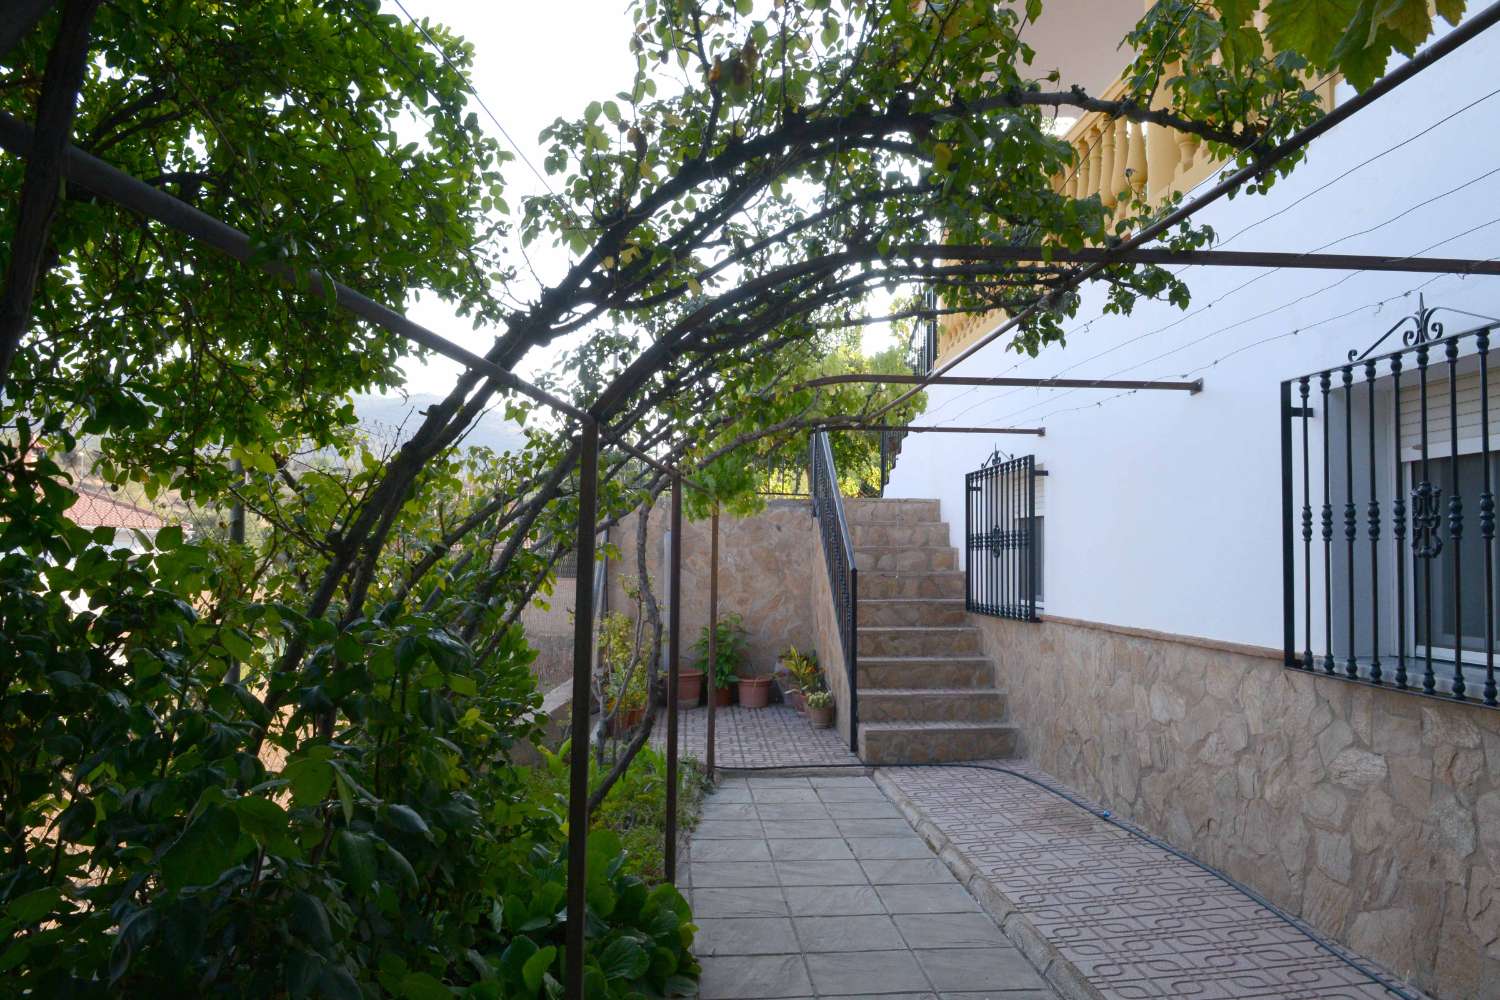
[1280,305,1500,707]
[965,452,1045,621]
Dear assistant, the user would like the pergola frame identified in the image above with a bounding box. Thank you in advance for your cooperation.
[4,6,1500,996]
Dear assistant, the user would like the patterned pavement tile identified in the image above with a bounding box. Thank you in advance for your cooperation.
[877,762,1426,1000]
[650,704,861,768]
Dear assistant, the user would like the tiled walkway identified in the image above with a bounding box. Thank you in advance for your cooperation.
[683,774,1060,999]
[651,704,862,769]
[877,762,1419,1000]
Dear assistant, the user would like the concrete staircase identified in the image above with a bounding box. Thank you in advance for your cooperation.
[845,498,1019,765]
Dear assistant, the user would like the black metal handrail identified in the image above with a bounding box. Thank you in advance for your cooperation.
[913,288,939,376]
[809,429,859,753]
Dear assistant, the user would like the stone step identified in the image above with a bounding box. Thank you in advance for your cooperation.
[858,721,1020,765]
[857,625,982,658]
[850,521,950,548]
[859,656,994,690]
[858,598,968,627]
[858,688,1007,723]
[858,571,966,600]
[844,498,942,525]
[856,545,957,573]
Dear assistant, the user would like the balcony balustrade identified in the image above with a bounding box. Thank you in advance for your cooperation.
[934,15,1337,364]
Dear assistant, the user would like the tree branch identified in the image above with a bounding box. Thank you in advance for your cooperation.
[0,0,100,391]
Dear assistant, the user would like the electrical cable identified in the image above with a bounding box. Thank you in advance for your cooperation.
[942,190,1500,429]
[706,758,1418,1000]
[391,0,561,206]
[923,76,1500,430]
[1018,214,1500,425]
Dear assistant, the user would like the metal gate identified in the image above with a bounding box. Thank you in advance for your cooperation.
[965,453,1042,621]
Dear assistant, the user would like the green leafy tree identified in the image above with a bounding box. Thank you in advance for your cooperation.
[0,0,1468,993]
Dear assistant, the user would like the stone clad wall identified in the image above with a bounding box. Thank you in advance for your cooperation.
[519,576,576,689]
[975,614,1500,999]
[809,561,852,748]
[606,499,819,680]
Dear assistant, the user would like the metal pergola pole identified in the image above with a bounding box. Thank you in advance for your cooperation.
[831,424,1047,436]
[705,506,719,780]
[564,417,599,1000]
[664,473,682,884]
[805,374,1203,392]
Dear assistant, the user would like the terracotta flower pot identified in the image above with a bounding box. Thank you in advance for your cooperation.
[608,705,645,736]
[737,676,772,709]
[786,689,806,714]
[712,687,732,707]
[677,670,704,707]
[807,703,834,728]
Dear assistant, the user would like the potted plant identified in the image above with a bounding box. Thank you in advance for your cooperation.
[711,665,737,707]
[805,690,835,728]
[608,665,648,734]
[597,611,649,734]
[676,665,705,707]
[777,646,820,713]
[738,672,772,709]
[692,612,747,708]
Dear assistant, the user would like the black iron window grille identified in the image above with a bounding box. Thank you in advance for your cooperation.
[965,452,1043,621]
[913,288,939,376]
[1280,303,1500,707]
[809,429,859,752]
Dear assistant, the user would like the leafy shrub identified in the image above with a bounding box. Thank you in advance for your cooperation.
[531,744,709,884]
[0,443,699,998]
[778,645,823,694]
[690,613,748,690]
[598,612,648,713]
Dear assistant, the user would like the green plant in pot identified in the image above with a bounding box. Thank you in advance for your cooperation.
[692,612,746,707]
[778,646,820,713]
[610,657,649,733]
[599,611,649,734]
[805,690,835,728]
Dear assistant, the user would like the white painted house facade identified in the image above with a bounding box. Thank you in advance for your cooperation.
[876,9,1500,998]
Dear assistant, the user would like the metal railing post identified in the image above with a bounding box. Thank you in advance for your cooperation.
[665,474,682,883]
[1280,380,1296,668]
[565,417,599,1000]
[848,566,859,754]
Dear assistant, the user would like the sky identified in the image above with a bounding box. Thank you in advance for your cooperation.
[387,0,900,400]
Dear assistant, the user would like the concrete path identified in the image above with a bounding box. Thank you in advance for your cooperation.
[683,773,1061,999]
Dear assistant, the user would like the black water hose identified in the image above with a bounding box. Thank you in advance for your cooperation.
[717,759,1420,1000]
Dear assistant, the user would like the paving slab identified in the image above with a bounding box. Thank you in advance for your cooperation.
[876,761,1425,1000]
[682,774,1059,999]
[650,704,861,768]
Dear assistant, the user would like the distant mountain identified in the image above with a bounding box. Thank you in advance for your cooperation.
[353,394,527,455]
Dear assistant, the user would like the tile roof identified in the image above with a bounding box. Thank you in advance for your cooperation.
[64,484,167,530]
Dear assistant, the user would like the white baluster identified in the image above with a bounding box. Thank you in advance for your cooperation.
[1127,119,1148,200]
[1099,119,1118,209]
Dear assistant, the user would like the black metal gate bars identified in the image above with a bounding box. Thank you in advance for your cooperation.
[1280,307,1500,707]
[965,453,1041,621]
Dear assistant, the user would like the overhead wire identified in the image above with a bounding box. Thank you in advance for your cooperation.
[918,66,1357,426]
[993,212,1500,426]
[1030,236,1500,425]
[924,101,1500,430]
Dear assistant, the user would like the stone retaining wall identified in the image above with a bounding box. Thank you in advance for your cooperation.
[607,499,819,678]
[976,613,1500,999]
[519,576,576,689]
[809,558,853,749]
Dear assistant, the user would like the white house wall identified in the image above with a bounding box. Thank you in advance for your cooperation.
[886,20,1500,653]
